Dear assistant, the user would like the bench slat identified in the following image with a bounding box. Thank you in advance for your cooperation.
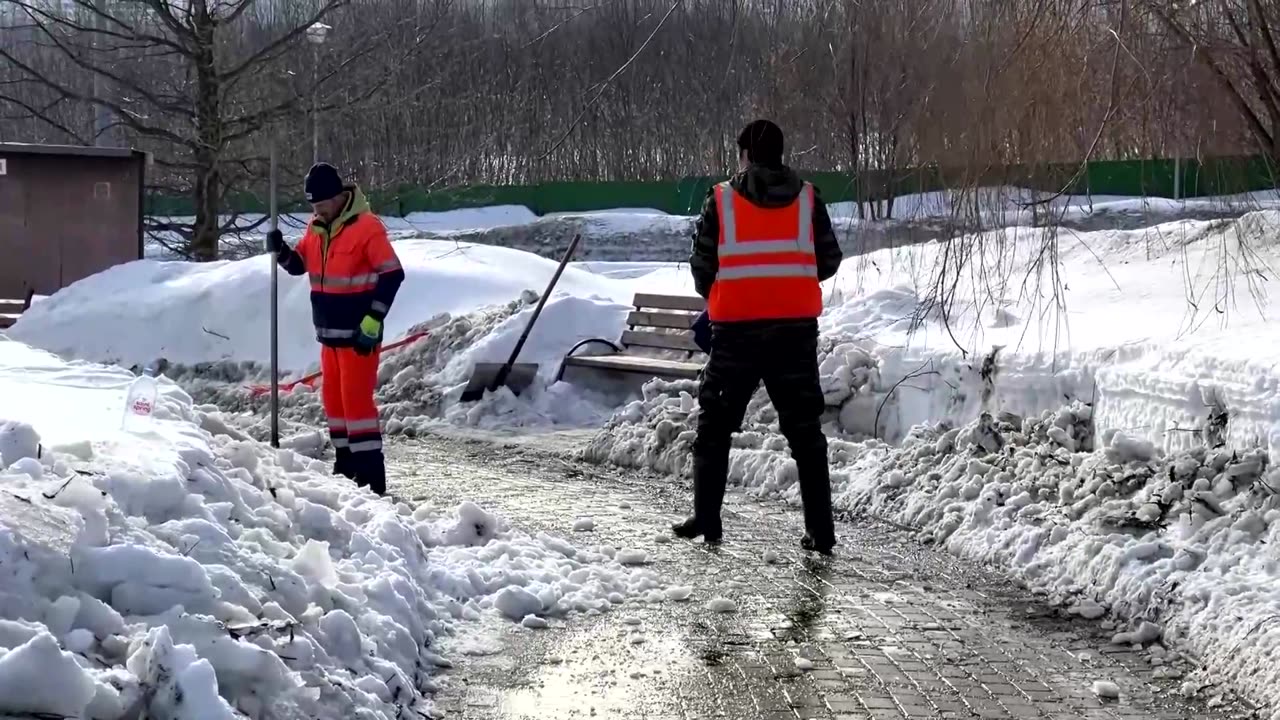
[621,330,702,353]
[563,353,702,380]
[633,293,705,312]
[627,310,696,330]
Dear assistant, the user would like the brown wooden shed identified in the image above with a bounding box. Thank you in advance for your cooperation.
[0,143,146,322]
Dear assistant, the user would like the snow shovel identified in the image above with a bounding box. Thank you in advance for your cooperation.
[460,233,582,403]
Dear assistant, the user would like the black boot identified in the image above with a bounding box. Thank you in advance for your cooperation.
[333,447,357,479]
[801,533,836,555]
[355,450,387,497]
[672,516,722,543]
[673,450,727,542]
[795,448,835,552]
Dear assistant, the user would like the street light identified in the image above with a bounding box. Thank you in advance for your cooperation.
[306,22,331,165]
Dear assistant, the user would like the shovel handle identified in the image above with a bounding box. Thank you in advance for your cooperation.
[492,233,582,389]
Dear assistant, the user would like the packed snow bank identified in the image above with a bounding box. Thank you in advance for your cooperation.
[0,338,668,719]
[826,186,1280,226]
[11,240,694,374]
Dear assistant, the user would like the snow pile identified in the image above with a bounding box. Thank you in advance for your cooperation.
[585,337,879,476]
[11,239,693,373]
[176,292,633,439]
[0,338,668,719]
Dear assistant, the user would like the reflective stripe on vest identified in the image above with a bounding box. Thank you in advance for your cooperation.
[709,181,822,322]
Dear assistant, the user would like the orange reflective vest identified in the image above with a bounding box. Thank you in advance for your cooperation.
[708,181,822,323]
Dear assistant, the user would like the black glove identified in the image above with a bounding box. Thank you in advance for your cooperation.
[266,229,286,255]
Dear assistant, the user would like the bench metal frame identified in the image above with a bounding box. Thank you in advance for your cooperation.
[556,293,707,382]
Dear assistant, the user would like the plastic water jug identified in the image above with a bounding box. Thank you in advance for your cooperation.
[122,367,159,432]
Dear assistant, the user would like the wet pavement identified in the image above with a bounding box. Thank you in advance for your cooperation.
[389,434,1255,720]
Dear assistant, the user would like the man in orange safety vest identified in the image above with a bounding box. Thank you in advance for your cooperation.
[673,120,843,554]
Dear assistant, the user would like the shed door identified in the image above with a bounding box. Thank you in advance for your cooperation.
[0,155,46,301]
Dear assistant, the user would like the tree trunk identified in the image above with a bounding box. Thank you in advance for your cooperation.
[189,3,223,262]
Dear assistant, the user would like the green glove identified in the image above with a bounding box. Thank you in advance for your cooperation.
[354,315,381,355]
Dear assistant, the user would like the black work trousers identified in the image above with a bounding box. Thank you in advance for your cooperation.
[691,319,834,543]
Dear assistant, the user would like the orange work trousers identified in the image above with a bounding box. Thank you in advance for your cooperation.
[320,345,382,458]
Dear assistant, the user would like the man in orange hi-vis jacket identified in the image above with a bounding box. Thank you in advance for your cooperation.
[266,163,404,496]
[673,120,843,554]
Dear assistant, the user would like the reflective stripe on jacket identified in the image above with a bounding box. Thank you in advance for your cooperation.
[707,181,822,323]
[278,186,405,346]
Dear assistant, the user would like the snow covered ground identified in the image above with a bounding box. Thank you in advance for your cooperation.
[0,339,669,719]
[15,200,1280,714]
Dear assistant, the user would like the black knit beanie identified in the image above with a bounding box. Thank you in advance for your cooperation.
[737,120,785,167]
[304,163,344,203]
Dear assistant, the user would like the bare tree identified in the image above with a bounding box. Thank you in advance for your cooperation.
[0,0,440,259]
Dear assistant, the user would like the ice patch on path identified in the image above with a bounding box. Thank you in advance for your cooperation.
[0,338,668,719]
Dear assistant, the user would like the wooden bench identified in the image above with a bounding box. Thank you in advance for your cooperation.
[0,298,25,329]
[557,293,707,381]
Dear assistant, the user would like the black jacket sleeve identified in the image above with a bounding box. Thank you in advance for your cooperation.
[811,187,843,282]
[369,270,405,322]
[276,243,306,277]
[364,227,404,323]
[689,188,720,299]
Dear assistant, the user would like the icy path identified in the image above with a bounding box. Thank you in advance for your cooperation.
[388,435,1253,720]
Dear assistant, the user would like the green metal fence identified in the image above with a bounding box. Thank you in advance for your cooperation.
[145,155,1280,218]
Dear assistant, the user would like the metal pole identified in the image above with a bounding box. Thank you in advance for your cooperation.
[312,44,319,165]
[92,0,111,145]
[269,143,280,448]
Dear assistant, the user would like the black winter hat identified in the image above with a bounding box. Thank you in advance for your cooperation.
[737,119,785,167]
[304,163,344,203]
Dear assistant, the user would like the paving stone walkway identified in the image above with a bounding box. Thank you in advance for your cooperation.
[389,434,1255,720]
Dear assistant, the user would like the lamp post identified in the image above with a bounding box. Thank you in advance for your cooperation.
[306,22,331,165]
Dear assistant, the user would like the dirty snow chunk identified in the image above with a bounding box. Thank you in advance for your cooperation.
[1073,600,1107,620]
[764,549,780,564]
[665,586,693,602]
[652,533,671,544]
[441,501,502,546]
[573,517,596,532]
[291,539,339,588]
[621,617,642,626]
[794,657,815,671]
[1092,680,1121,699]
[495,586,543,621]
[1113,621,1162,646]
[707,598,737,613]
[521,615,550,630]
[616,549,648,565]
[629,634,646,645]
[0,633,96,717]
[0,420,40,467]
[64,628,95,654]
[7,456,42,479]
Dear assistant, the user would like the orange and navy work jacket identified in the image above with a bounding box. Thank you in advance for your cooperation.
[708,181,822,323]
[277,186,404,347]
